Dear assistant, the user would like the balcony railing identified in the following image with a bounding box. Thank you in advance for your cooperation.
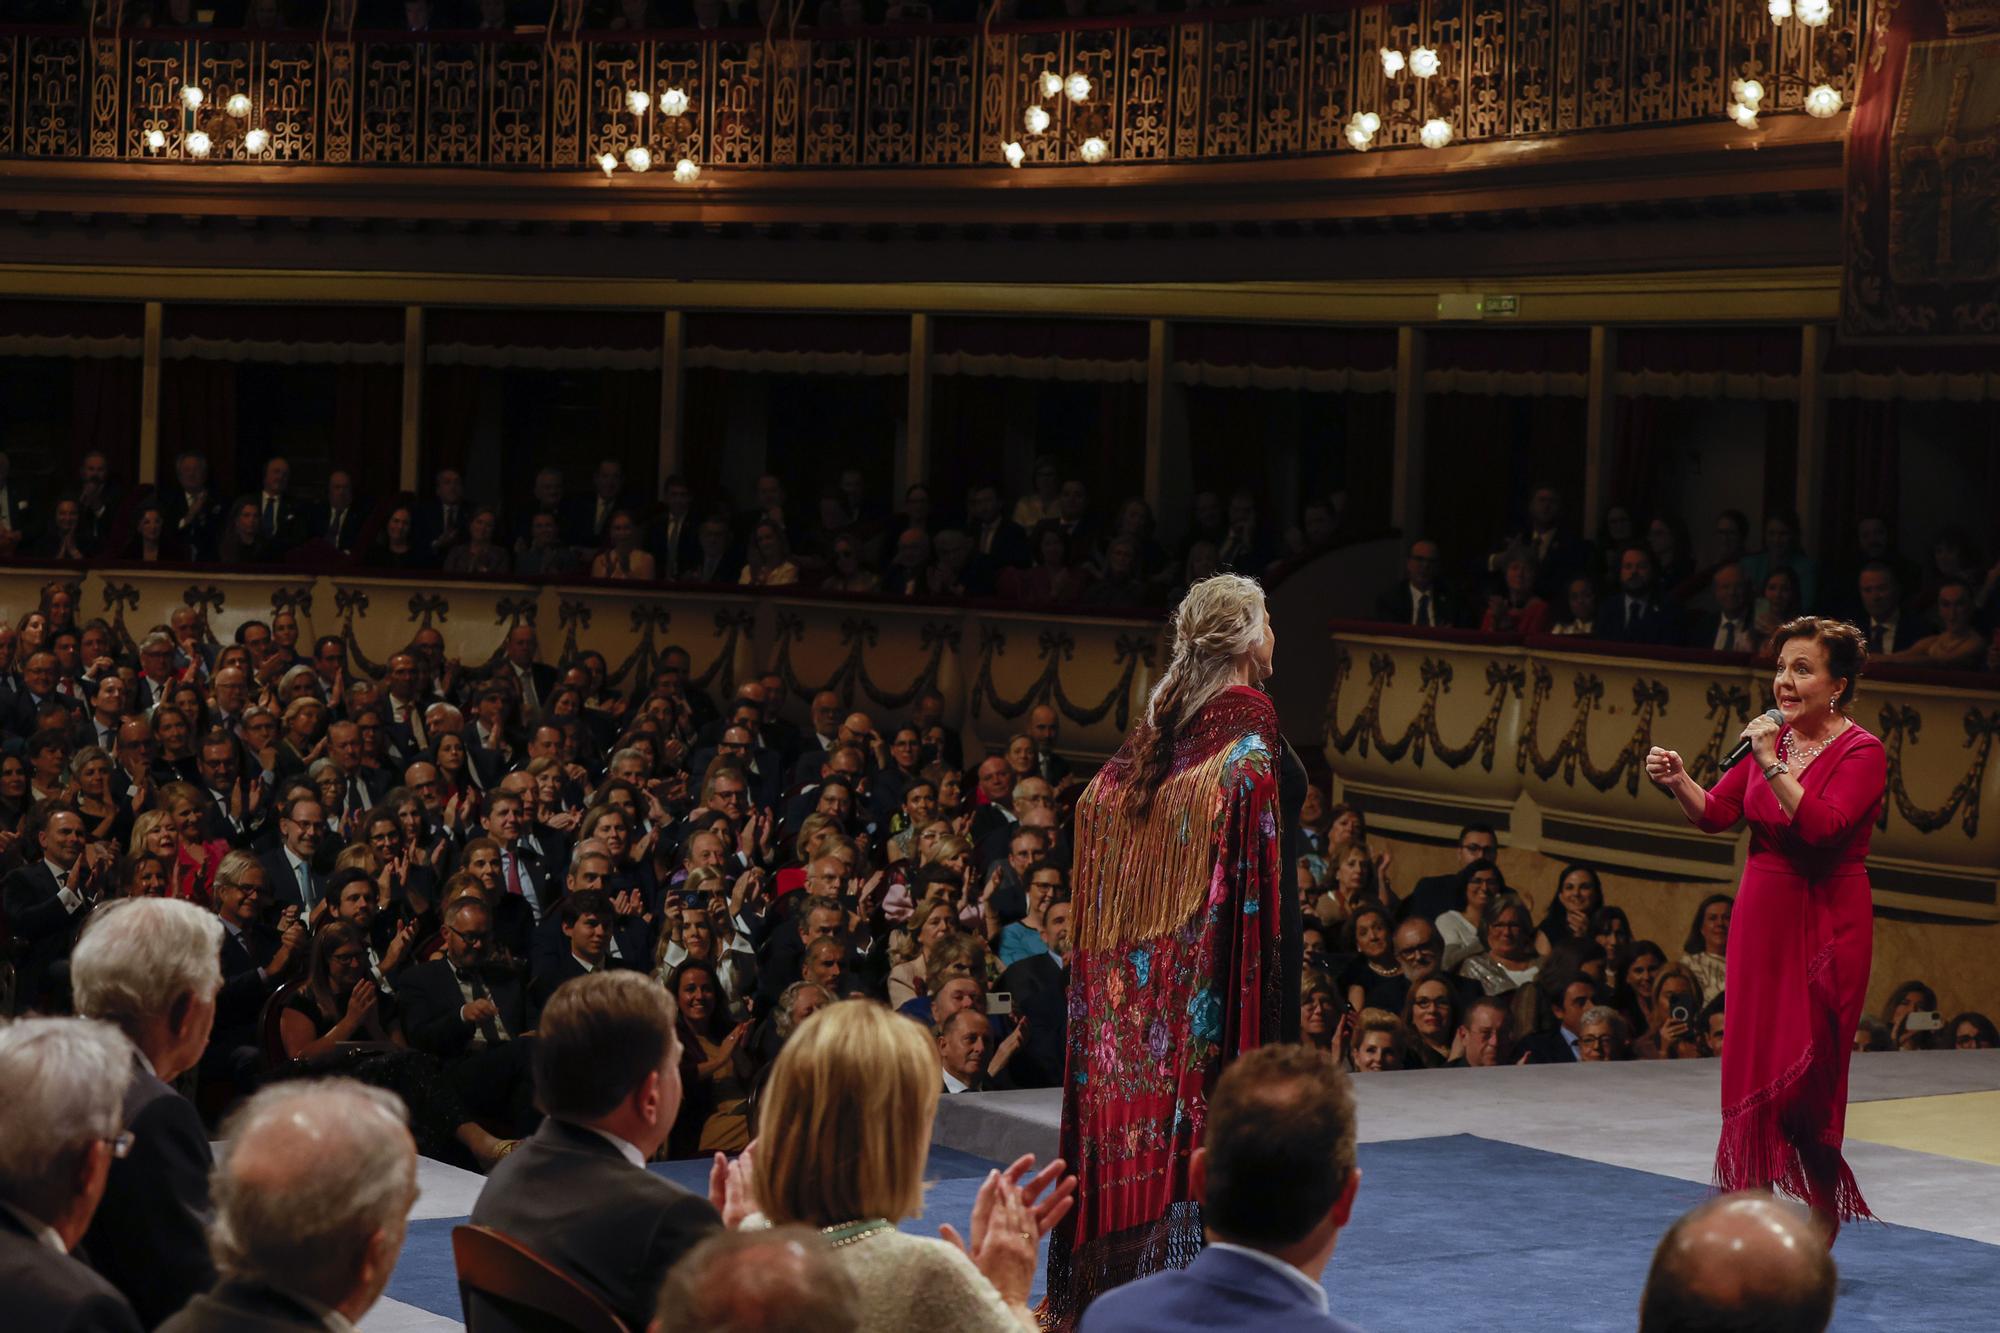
[0,0,1863,170]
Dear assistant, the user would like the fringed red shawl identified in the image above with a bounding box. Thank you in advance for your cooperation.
[1040,686,1285,1329]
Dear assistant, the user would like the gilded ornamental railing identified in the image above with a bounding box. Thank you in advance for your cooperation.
[0,0,1864,169]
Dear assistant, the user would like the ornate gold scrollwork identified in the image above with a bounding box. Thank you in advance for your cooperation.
[1686,681,1751,785]
[407,593,449,628]
[688,608,754,699]
[271,585,314,618]
[333,585,383,677]
[100,581,141,655]
[1517,664,1670,796]
[1325,650,1521,770]
[770,612,961,713]
[1876,704,2000,837]
[599,603,674,692]
[971,627,1154,731]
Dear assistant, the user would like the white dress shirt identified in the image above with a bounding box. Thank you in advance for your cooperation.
[579,1123,647,1168]
[47,858,85,913]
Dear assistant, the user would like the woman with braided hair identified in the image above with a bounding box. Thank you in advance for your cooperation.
[1041,573,1304,1328]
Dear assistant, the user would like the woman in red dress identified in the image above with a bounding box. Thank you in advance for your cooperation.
[1645,616,1881,1237]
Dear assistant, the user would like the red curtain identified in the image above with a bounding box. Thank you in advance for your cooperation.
[1609,397,1666,517]
[71,357,141,481]
[421,364,484,479]
[158,359,241,502]
[1822,401,1900,561]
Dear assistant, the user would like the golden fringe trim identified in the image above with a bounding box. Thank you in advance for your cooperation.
[1071,747,1232,954]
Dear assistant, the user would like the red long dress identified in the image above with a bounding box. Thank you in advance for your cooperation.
[1693,721,1882,1224]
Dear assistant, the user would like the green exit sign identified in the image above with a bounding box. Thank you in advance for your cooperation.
[1436,293,1521,320]
[1483,295,1519,316]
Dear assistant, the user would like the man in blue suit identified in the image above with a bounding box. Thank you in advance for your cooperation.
[1080,1044,1367,1333]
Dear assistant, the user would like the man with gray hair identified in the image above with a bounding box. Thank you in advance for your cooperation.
[72,898,226,1327]
[0,1016,143,1332]
[161,1079,418,1333]
[1640,1192,1836,1333]
[653,1227,861,1333]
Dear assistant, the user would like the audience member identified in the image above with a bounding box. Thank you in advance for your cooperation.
[1638,1193,1835,1333]
[470,972,731,1331]
[652,1226,862,1333]
[754,1000,1073,1331]
[1373,538,1458,627]
[161,1079,417,1332]
[71,899,224,1327]
[1079,1044,1364,1332]
[0,1017,143,1333]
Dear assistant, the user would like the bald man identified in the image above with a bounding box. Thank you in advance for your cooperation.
[1639,1193,1836,1333]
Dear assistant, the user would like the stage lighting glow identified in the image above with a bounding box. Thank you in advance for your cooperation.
[1064,73,1091,103]
[1410,47,1440,78]
[674,157,701,183]
[1380,48,1405,76]
[145,128,167,151]
[1420,117,1453,148]
[244,128,270,153]
[626,89,651,115]
[1002,140,1025,168]
[624,146,652,172]
[1728,101,1759,128]
[1079,136,1107,163]
[1024,104,1050,135]
[1805,84,1842,118]
[599,152,618,176]
[226,93,251,118]
[187,130,212,157]
[181,85,204,110]
[1040,71,1063,100]
[660,87,690,117]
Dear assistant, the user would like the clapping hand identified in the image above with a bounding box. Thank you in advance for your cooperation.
[708,1139,759,1229]
[941,1170,1040,1310]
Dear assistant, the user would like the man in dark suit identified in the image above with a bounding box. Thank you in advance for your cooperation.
[251,456,312,557]
[967,481,1032,571]
[1078,1045,1364,1333]
[206,852,306,1084]
[1372,537,1461,627]
[2,807,109,1012]
[1394,823,1498,924]
[690,727,785,812]
[258,794,331,922]
[72,899,224,1328]
[312,468,366,554]
[412,466,469,561]
[648,474,704,580]
[998,899,1070,1090]
[1491,485,1594,603]
[1521,973,1595,1065]
[155,450,227,562]
[470,971,727,1333]
[160,1081,418,1333]
[1599,545,1681,646]
[399,895,537,1133]
[1684,562,1758,654]
[560,457,637,553]
[0,1017,144,1333]
[491,624,559,722]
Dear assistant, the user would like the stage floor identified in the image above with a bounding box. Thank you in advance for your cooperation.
[363,1049,2000,1332]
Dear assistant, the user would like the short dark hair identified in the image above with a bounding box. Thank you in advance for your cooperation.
[327,868,375,903]
[653,1226,861,1333]
[234,619,270,644]
[1769,616,1867,711]
[1201,1044,1357,1249]
[532,972,678,1119]
[560,888,613,927]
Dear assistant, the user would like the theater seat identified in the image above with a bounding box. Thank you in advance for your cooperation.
[452,1224,632,1333]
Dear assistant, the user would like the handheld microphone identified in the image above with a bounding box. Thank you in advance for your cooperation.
[1718,708,1784,773]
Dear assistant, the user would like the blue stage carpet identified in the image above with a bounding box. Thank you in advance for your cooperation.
[388,1134,1999,1330]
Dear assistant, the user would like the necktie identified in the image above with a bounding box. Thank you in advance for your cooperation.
[595,498,610,533]
[1416,594,1431,626]
[506,851,525,899]
[403,701,426,750]
[295,858,315,914]
[1868,622,1886,652]
[464,969,504,1045]
[348,776,365,814]
[444,504,458,533]
[261,495,277,536]
[1626,599,1639,631]
[519,666,539,715]
[1721,622,1737,651]
[328,509,342,541]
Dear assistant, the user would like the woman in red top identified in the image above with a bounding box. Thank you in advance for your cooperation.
[1645,616,1881,1238]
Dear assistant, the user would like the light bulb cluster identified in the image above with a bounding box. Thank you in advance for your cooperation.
[1377,46,1441,80]
[146,84,271,160]
[1345,110,1381,151]
[601,84,699,183]
[1804,83,1843,118]
[1768,0,1831,24]
[1004,68,1105,167]
[1728,77,1764,129]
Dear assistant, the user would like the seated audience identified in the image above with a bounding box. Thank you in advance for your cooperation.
[1480,549,1551,635]
[1634,963,1707,1060]
[71,898,223,1327]
[1399,972,1460,1069]
[752,999,1075,1331]
[1533,863,1604,956]
[1435,861,1503,971]
[0,1017,143,1333]
[1639,1194,1835,1333]
[1949,1012,1998,1050]
[1449,995,1516,1068]
[162,1079,417,1333]
[1676,893,1732,1002]
[668,960,755,1155]
[1079,1044,1364,1332]
[1576,1005,1632,1062]
[1301,973,1343,1055]
[1522,971,1596,1064]
[470,972,732,1331]
[1350,1013,1407,1073]
[1457,892,1540,997]
[653,1226,863,1333]
[1879,577,1983,669]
